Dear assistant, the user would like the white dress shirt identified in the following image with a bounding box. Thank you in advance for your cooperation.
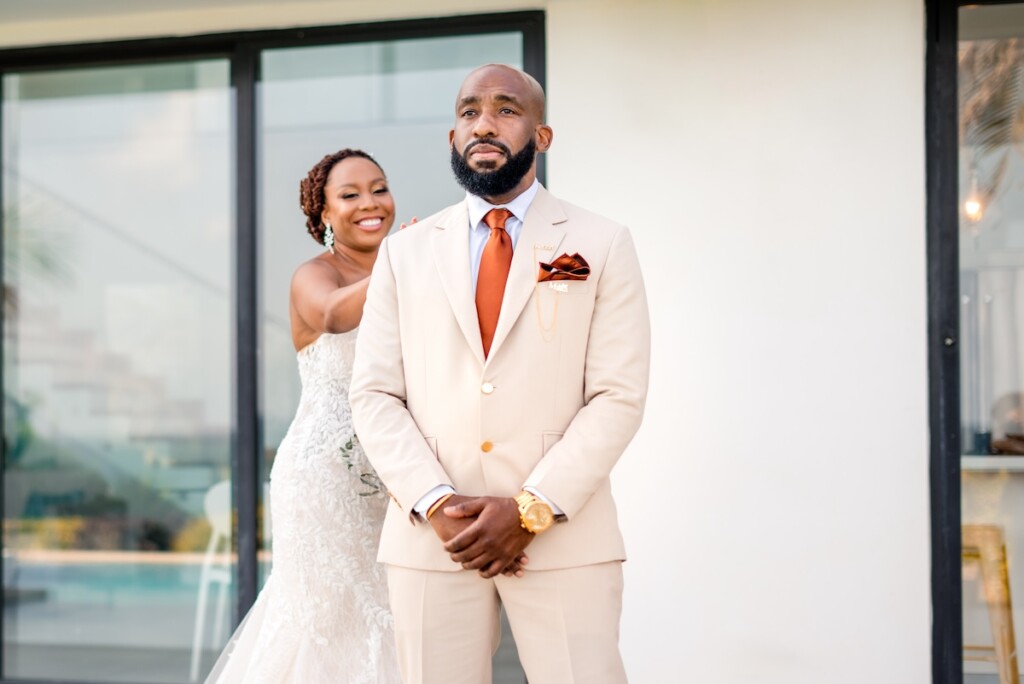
[412,179,563,520]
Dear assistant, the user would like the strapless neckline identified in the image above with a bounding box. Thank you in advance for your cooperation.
[295,329,358,357]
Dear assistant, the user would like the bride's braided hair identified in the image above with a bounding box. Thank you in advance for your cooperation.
[299,149,384,246]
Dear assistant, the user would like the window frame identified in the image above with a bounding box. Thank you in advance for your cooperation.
[0,12,545,684]
[926,0,962,682]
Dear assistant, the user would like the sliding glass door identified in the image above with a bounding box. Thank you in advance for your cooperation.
[2,61,234,682]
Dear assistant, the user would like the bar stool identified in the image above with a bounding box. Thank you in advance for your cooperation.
[963,524,1020,684]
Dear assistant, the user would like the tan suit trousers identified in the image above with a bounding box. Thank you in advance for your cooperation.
[386,562,627,684]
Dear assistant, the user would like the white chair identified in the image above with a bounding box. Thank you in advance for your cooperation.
[190,480,232,682]
[189,480,272,681]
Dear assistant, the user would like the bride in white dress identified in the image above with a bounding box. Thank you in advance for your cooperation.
[205,149,401,683]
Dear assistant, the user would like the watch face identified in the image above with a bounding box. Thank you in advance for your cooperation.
[525,504,553,530]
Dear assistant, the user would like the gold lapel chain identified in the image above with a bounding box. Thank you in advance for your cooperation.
[533,246,558,341]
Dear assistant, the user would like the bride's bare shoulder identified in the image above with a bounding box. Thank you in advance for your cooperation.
[290,255,345,294]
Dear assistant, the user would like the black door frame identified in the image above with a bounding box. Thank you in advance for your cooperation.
[0,11,545,684]
[926,0,962,682]
[924,1,1024,682]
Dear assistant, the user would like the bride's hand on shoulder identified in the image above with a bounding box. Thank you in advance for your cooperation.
[399,216,418,230]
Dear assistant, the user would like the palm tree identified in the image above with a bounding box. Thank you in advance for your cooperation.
[2,179,72,316]
[959,38,1024,222]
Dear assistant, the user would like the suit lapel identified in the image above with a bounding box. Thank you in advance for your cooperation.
[487,188,568,362]
[431,201,486,366]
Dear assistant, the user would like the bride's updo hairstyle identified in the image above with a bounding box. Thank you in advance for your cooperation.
[299,149,385,246]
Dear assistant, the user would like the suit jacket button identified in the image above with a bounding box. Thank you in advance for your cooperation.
[481,382,495,394]
[481,441,494,453]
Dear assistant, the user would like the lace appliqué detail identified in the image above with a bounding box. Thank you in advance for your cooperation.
[205,331,400,684]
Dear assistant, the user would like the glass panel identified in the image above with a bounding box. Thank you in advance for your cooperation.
[2,61,233,682]
[258,33,525,680]
[961,5,1024,682]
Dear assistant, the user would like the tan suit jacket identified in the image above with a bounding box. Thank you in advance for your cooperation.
[350,186,650,572]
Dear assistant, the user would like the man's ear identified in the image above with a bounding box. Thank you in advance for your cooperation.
[448,129,455,148]
[535,124,553,153]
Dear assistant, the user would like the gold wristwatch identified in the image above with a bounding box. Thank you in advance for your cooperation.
[514,491,555,534]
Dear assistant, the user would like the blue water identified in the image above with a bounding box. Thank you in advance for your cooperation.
[11,562,204,606]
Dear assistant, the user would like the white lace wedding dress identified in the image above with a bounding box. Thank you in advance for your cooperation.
[205,330,401,683]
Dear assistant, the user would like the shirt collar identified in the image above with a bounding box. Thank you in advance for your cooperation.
[466,178,541,230]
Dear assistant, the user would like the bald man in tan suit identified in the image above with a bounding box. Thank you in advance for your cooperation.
[349,64,650,684]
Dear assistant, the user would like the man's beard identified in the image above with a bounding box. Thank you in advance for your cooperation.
[450,138,536,198]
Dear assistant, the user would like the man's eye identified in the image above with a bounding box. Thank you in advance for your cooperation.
[500,108,515,114]
[461,110,477,117]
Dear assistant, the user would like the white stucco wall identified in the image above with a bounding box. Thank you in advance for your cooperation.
[0,1,932,682]
[544,2,929,683]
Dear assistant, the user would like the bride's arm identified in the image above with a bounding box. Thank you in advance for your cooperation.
[290,261,370,334]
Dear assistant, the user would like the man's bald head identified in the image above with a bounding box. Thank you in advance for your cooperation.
[456,64,546,121]
[449,63,553,203]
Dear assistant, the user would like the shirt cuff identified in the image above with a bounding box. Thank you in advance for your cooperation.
[412,485,457,521]
[523,486,565,517]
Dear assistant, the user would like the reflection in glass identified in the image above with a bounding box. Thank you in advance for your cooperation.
[960,5,1024,683]
[2,61,233,682]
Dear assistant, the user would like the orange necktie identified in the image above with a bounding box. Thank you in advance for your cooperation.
[476,208,514,357]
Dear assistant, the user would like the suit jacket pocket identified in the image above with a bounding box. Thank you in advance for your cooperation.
[542,431,564,455]
[541,280,589,295]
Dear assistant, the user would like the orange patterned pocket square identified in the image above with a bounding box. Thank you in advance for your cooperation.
[537,252,590,282]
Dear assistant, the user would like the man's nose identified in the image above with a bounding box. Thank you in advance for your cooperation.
[472,111,497,138]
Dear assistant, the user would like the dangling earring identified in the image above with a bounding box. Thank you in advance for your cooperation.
[323,222,335,254]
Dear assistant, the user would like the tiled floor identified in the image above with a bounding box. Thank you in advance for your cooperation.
[494,608,527,684]
[3,610,526,683]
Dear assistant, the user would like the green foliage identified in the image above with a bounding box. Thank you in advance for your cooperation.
[339,434,384,497]
[2,190,73,316]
